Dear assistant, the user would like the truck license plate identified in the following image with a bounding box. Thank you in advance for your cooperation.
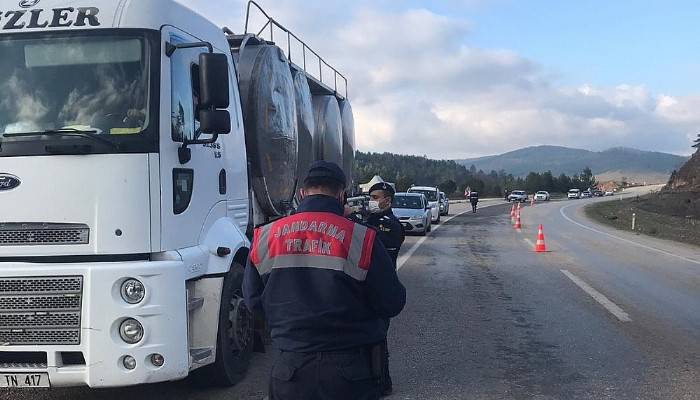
[0,373,49,388]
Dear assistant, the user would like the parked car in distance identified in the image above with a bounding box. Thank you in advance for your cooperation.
[393,193,431,236]
[581,190,592,198]
[534,191,550,201]
[568,189,581,199]
[593,190,604,197]
[407,186,441,223]
[439,191,450,216]
[604,190,615,196]
[508,190,528,203]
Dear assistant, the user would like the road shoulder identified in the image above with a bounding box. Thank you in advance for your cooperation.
[562,200,700,266]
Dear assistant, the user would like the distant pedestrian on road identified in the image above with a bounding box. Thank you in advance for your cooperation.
[469,191,479,213]
[244,161,406,400]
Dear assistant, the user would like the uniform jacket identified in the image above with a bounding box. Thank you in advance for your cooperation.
[366,209,405,268]
[243,195,406,353]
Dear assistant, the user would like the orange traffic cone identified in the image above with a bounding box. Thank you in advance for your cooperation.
[513,212,522,230]
[510,204,516,217]
[517,202,521,213]
[535,224,547,252]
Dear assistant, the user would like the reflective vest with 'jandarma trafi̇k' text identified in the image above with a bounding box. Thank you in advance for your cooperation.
[250,212,376,281]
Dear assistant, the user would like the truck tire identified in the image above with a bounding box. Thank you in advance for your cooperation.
[192,262,254,387]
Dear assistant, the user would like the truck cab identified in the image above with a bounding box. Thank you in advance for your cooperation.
[0,0,254,389]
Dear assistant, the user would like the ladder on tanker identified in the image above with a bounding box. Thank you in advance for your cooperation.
[225,0,349,101]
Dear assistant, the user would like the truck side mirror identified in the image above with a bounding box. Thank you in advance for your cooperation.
[199,53,230,109]
[199,110,231,135]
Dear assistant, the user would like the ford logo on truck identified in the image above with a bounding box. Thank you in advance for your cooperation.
[19,0,40,8]
[0,174,21,191]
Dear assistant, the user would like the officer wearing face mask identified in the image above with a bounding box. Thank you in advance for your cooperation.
[366,182,405,269]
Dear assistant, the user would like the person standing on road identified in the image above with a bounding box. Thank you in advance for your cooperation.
[469,191,479,213]
[243,161,406,400]
[364,181,405,396]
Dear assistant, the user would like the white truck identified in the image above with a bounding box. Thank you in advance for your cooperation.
[0,0,355,389]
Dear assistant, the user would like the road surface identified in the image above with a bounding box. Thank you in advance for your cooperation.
[3,192,699,399]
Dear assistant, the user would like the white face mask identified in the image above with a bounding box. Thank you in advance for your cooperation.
[368,200,382,213]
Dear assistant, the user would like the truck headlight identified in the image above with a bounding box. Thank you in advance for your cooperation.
[119,319,144,344]
[121,279,145,304]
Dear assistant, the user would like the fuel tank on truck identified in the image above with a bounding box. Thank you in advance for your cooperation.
[338,99,356,192]
[235,44,299,217]
[292,70,315,191]
[312,95,343,167]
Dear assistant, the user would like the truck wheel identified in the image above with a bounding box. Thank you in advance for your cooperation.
[192,262,254,387]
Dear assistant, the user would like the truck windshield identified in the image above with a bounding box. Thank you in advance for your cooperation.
[409,189,438,202]
[0,30,157,156]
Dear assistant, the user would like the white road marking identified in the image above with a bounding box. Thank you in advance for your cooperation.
[396,202,502,270]
[560,269,632,322]
[559,203,700,266]
[523,238,535,248]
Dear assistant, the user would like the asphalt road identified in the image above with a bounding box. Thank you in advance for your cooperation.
[4,193,699,399]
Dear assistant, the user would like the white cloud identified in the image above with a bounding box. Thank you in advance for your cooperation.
[182,0,700,158]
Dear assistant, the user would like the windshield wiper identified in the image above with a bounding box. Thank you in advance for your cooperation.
[3,128,120,150]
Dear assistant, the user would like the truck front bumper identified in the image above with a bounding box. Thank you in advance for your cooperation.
[0,259,189,388]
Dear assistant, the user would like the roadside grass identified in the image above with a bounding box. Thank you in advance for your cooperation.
[585,192,700,247]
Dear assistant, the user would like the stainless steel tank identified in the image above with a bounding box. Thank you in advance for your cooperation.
[312,95,343,167]
[338,99,355,191]
[292,70,315,191]
[236,44,298,217]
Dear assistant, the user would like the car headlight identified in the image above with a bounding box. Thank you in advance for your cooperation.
[119,318,144,344]
[411,214,424,219]
[121,279,146,304]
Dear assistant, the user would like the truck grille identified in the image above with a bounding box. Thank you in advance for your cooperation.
[0,277,82,345]
[0,223,89,246]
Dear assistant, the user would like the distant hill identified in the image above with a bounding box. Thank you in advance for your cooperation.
[458,146,687,183]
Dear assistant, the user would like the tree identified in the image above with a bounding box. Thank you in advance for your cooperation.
[438,180,457,196]
[580,167,597,189]
[525,172,542,193]
[542,171,555,192]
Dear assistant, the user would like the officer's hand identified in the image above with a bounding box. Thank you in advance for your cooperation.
[343,205,354,217]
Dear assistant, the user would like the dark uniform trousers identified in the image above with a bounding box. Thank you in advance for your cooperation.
[365,210,405,394]
[270,348,380,400]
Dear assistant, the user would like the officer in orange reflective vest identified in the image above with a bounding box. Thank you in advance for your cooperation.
[244,161,406,400]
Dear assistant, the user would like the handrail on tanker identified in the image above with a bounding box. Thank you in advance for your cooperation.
[244,0,349,99]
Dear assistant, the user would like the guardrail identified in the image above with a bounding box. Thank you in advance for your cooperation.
[244,0,349,99]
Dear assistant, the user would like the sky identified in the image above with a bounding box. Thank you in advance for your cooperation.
[184,0,700,159]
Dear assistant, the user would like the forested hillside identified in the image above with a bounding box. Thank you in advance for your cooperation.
[354,151,597,197]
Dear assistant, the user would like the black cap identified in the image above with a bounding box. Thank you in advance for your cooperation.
[369,182,395,196]
[304,161,347,186]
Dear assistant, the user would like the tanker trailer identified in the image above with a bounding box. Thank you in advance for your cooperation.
[233,40,299,221]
